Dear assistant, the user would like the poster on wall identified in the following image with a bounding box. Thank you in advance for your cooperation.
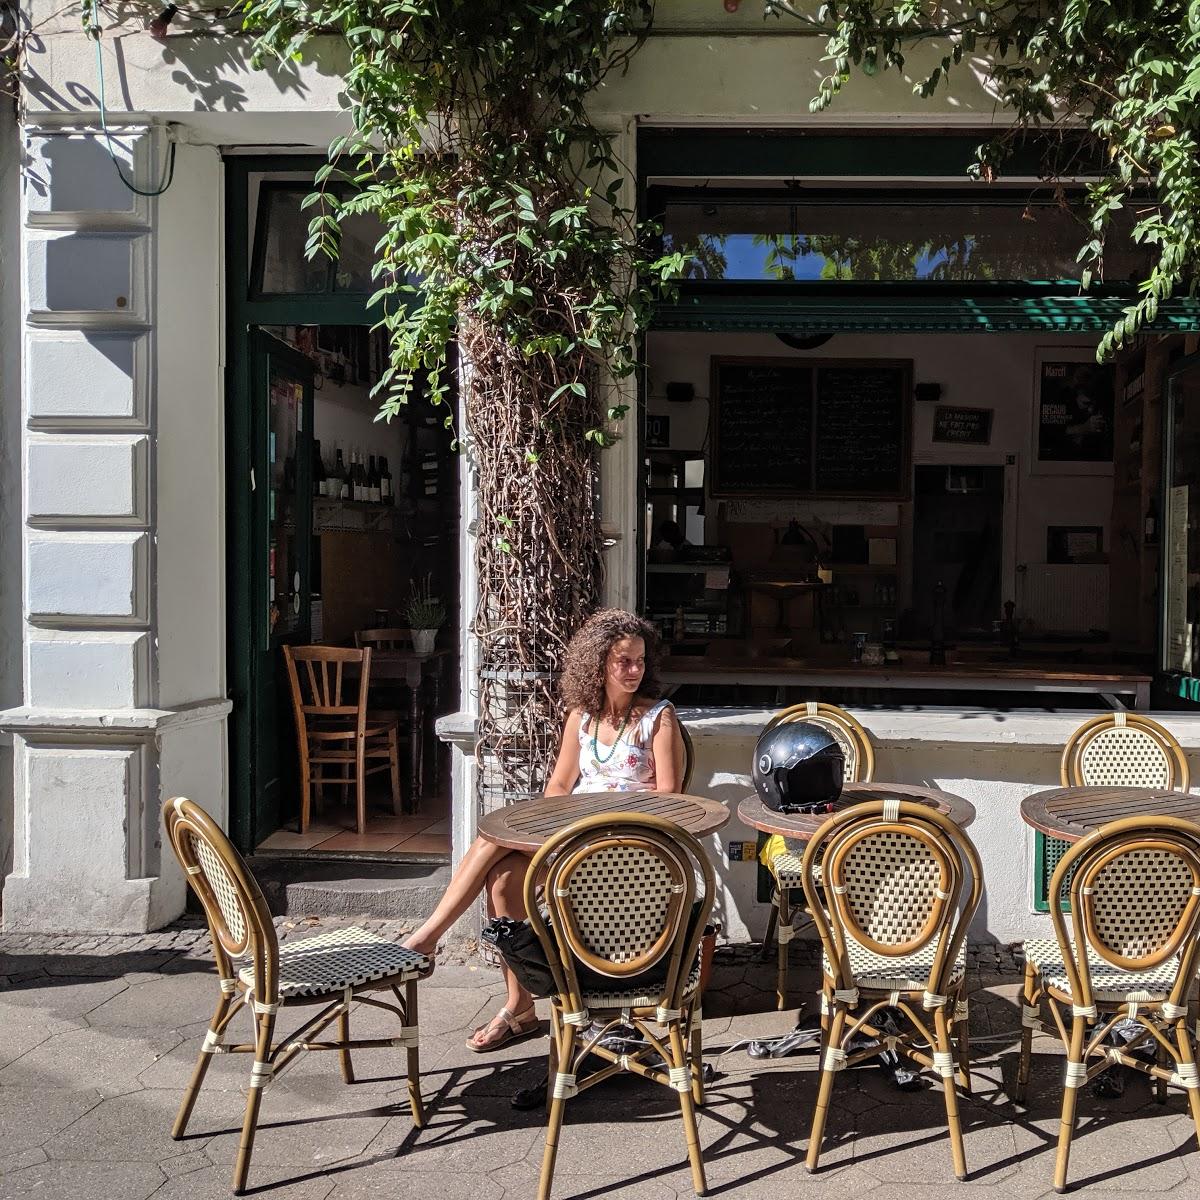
[1032,348,1115,475]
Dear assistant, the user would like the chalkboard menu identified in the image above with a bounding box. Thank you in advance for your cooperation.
[711,357,911,497]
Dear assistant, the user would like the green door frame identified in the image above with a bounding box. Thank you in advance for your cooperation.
[224,155,380,851]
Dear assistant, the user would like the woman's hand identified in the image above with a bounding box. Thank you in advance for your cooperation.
[543,708,583,796]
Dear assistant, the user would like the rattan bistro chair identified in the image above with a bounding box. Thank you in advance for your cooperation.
[761,701,875,1008]
[524,812,715,1200]
[801,799,982,1181]
[163,797,431,1195]
[1015,816,1200,1193]
[283,644,404,834]
[1062,712,1190,790]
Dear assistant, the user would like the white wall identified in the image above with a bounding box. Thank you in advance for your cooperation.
[647,331,1114,618]
[312,376,406,479]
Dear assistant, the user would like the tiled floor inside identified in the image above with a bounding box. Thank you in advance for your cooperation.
[256,781,451,856]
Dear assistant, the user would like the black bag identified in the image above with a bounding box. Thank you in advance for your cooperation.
[481,903,704,1000]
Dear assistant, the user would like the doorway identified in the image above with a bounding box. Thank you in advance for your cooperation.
[225,157,457,858]
[911,464,1005,638]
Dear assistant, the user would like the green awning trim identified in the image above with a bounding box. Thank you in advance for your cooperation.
[653,292,1200,334]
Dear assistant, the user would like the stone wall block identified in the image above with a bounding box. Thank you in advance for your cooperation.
[26,631,150,710]
[26,532,149,623]
[24,129,153,226]
[25,331,148,427]
[26,433,149,523]
[25,231,149,322]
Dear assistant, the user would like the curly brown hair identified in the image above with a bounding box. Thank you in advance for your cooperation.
[557,608,663,716]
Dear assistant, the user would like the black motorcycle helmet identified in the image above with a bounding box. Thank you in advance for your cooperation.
[752,721,845,814]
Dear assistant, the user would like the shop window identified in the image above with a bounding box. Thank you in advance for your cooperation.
[657,192,1150,285]
[251,183,384,297]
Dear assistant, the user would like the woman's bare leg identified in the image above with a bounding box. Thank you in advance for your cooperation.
[403,836,514,955]
[468,852,537,1048]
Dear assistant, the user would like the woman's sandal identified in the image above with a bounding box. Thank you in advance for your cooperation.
[466,1005,541,1053]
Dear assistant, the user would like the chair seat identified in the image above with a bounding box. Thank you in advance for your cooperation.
[1023,937,1181,1004]
[581,964,701,1011]
[307,721,398,742]
[822,939,967,994]
[239,926,431,999]
[769,848,820,892]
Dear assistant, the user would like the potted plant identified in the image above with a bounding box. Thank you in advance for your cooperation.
[405,575,446,657]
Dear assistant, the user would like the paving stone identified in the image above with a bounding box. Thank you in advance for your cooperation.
[487,1161,679,1200]
[42,1090,201,1162]
[330,1165,506,1199]
[0,1007,86,1070]
[0,1088,103,1155]
[87,970,219,1029]
[0,1026,181,1091]
[150,1163,336,1199]
[369,1096,542,1171]
[158,1149,213,1178]
[0,1147,47,1175]
[0,975,129,1021]
[0,1159,164,1200]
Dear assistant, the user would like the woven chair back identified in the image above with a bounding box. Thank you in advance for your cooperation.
[801,801,981,990]
[526,812,715,1003]
[354,627,413,652]
[163,797,278,999]
[765,701,875,783]
[1061,713,1190,790]
[679,720,695,792]
[283,644,372,728]
[1050,817,1200,986]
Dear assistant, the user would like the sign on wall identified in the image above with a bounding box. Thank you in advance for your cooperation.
[931,405,993,445]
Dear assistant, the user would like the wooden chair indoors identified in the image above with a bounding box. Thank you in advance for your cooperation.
[354,627,414,653]
[525,812,715,1200]
[283,644,403,834]
[163,797,432,1195]
[1015,816,1200,1193]
[801,799,982,1181]
[760,701,876,1008]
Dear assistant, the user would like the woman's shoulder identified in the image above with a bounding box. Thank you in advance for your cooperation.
[636,697,676,737]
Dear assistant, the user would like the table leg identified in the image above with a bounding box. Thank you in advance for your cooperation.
[409,680,423,811]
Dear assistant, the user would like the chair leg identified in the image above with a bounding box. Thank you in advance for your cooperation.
[956,987,972,1095]
[537,1019,578,1200]
[1053,1017,1088,1194]
[299,744,312,834]
[389,727,405,816]
[231,1010,276,1195]
[1174,1018,1200,1147]
[172,994,233,1139]
[404,980,426,1128]
[689,1001,705,1107]
[760,901,779,961]
[805,1004,846,1173]
[935,1005,968,1182]
[1014,961,1038,1105]
[668,1020,708,1196]
[355,738,367,834]
[545,1008,561,1117]
[338,1001,355,1084]
[776,889,791,1011]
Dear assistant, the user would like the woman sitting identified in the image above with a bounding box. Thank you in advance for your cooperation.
[402,607,684,1051]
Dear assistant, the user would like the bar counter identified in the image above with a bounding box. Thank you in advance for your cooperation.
[661,652,1152,708]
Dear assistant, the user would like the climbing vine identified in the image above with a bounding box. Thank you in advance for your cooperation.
[769,1,1200,359]
[237,1,681,806]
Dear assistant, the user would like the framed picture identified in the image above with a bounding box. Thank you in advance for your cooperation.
[1032,347,1115,475]
[1047,525,1105,564]
[646,413,671,449]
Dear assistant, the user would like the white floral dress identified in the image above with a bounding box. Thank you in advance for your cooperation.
[574,699,674,793]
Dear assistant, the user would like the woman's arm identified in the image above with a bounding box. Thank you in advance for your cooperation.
[543,708,584,796]
[650,703,684,792]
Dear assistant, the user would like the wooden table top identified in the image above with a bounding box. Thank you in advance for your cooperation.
[737,782,976,841]
[477,790,731,853]
[1021,786,1200,842]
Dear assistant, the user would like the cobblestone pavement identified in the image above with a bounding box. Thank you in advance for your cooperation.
[2,920,1197,1199]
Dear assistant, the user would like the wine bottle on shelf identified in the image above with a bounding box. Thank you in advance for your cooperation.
[350,452,362,502]
[368,455,381,504]
[379,456,392,505]
[312,440,327,497]
[332,447,347,500]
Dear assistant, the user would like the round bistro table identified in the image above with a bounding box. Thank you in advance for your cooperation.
[477,789,731,853]
[1020,786,1200,843]
[737,780,977,842]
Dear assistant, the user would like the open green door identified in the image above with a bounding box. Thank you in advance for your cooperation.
[244,330,315,847]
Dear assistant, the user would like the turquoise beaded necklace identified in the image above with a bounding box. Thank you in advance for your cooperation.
[592,697,637,765]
